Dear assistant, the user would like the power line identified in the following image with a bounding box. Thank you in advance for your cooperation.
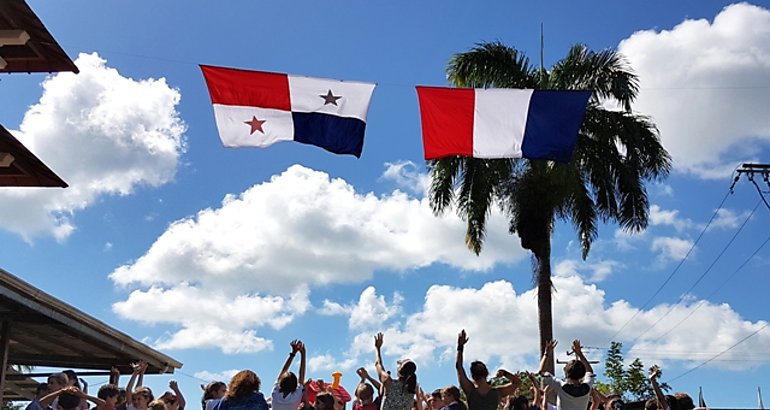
[665,322,769,384]
[628,200,760,344]
[651,229,770,343]
[605,185,734,344]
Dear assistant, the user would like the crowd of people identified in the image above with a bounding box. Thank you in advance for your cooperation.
[23,331,699,410]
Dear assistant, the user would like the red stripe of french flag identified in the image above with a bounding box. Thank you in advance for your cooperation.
[417,86,535,160]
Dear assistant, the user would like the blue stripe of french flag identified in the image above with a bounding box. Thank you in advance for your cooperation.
[416,86,591,163]
[201,65,376,157]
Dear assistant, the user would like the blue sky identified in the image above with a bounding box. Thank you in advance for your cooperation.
[2,1,770,408]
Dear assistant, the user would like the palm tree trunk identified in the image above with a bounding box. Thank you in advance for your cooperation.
[535,240,554,374]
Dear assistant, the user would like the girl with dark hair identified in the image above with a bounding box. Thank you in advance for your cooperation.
[373,332,417,410]
[214,370,268,410]
[455,330,520,410]
[272,340,306,410]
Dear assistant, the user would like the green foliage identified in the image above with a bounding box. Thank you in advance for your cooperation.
[600,342,671,401]
[604,341,625,394]
[625,359,651,400]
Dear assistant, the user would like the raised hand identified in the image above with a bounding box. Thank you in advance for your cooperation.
[546,340,558,352]
[291,339,301,354]
[458,329,469,348]
[374,332,384,349]
[571,340,583,355]
[356,367,369,380]
[649,365,660,380]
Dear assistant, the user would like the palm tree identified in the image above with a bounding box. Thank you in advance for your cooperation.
[428,42,671,373]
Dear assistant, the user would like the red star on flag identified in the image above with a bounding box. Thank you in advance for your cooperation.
[244,116,266,134]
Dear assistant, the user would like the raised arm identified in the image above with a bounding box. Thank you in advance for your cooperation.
[493,369,521,398]
[572,340,593,375]
[69,386,106,408]
[590,389,603,410]
[277,340,300,382]
[649,366,666,410]
[357,367,381,391]
[541,385,551,410]
[415,384,424,410]
[125,361,147,404]
[455,330,474,395]
[538,340,557,375]
[298,341,306,385]
[109,366,120,386]
[374,333,390,385]
[170,380,186,410]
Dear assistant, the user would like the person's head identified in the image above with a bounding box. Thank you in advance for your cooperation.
[441,386,461,404]
[161,392,180,410]
[148,400,167,410]
[396,359,417,394]
[563,359,587,381]
[58,392,81,410]
[674,393,694,410]
[315,392,335,410]
[226,370,261,400]
[132,387,154,410]
[278,371,299,397]
[505,396,528,410]
[469,361,489,381]
[47,373,68,391]
[427,389,442,410]
[605,395,624,410]
[118,388,127,406]
[35,383,50,399]
[98,384,120,407]
[355,383,375,405]
[63,370,80,389]
[203,381,227,402]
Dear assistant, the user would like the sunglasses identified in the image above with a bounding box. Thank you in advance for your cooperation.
[611,401,624,409]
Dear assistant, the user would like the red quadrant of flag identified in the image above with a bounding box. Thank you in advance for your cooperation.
[200,65,291,110]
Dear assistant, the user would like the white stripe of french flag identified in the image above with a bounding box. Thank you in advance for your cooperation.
[416,86,591,163]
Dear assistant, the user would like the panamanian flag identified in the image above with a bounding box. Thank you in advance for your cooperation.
[201,65,376,158]
[416,86,591,163]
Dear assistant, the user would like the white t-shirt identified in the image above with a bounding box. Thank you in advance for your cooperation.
[542,372,595,410]
[271,383,304,410]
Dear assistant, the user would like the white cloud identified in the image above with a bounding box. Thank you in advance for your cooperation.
[193,370,240,383]
[110,164,524,294]
[650,205,694,232]
[317,277,770,373]
[0,52,186,241]
[618,3,770,177]
[651,236,694,262]
[554,259,623,282]
[349,287,402,330]
[112,284,310,353]
[380,161,430,195]
[710,208,751,230]
[613,228,646,251]
[110,164,525,353]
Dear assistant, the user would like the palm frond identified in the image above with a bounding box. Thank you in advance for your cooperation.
[551,44,639,111]
[428,157,463,215]
[447,41,538,89]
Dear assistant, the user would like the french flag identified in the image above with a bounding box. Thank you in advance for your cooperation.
[201,65,376,158]
[416,86,591,163]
